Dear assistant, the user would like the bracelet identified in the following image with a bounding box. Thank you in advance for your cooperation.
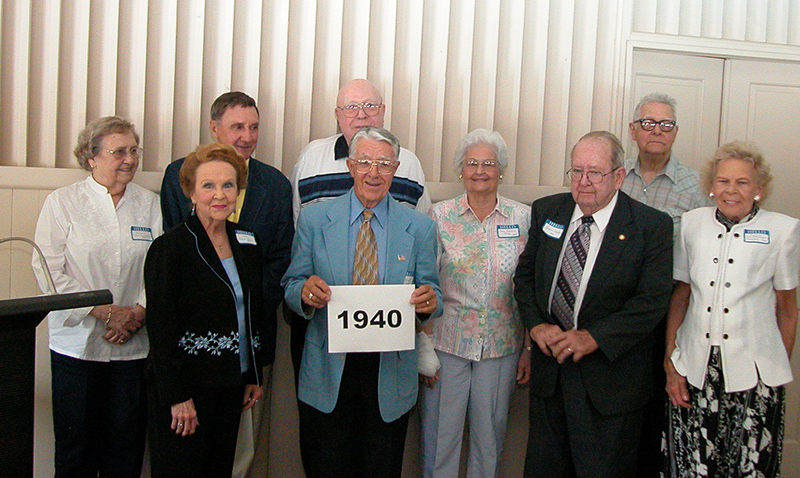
[105,305,112,326]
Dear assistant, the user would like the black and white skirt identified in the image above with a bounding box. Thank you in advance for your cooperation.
[663,346,785,478]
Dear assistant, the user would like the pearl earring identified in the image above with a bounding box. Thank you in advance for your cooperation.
[754,195,761,202]
[499,174,503,179]
[459,174,463,179]
[709,192,714,198]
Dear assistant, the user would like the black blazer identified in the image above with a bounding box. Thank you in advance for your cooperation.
[160,157,293,365]
[514,192,673,415]
[144,214,266,407]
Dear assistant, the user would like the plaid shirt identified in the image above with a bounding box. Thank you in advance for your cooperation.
[622,157,707,240]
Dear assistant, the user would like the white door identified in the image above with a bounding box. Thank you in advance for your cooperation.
[723,57,800,476]
[632,50,800,475]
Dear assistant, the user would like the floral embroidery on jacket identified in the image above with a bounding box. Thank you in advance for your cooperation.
[179,332,261,356]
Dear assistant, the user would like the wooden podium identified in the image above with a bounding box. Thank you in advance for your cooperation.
[0,290,112,478]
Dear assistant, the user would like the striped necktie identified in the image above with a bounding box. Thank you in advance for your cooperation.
[551,215,594,330]
[353,209,378,285]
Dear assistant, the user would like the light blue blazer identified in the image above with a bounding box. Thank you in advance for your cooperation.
[282,189,441,422]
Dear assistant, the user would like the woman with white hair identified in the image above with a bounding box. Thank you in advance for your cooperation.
[420,128,532,477]
[32,116,162,477]
[664,141,799,477]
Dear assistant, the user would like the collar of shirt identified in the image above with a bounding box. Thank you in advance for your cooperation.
[349,191,389,228]
[87,175,127,208]
[626,156,678,185]
[569,191,619,233]
[334,134,349,160]
[455,192,508,220]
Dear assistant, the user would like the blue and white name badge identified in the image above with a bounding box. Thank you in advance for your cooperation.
[543,219,565,239]
[327,284,415,353]
[235,230,257,245]
[497,224,520,238]
[744,229,770,244]
[130,226,153,241]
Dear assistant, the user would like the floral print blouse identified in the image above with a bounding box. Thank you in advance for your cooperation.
[430,193,530,360]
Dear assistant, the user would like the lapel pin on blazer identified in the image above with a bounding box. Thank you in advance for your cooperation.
[398,255,406,261]
[618,234,626,240]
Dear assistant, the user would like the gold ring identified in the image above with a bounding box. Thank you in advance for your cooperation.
[567,347,573,352]
[426,300,430,306]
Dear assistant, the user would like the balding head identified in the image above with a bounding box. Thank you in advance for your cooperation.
[335,79,386,144]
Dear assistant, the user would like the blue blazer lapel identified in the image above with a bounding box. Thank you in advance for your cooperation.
[385,199,413,284]
[322,195,351,286]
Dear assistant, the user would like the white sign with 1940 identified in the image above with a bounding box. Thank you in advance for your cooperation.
[326,284,415,353]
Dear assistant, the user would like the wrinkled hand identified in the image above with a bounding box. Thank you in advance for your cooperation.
[242,384,263,411]
[171,398,199,436]
[665,358,691,408]
[530,324,598,363]
[410,285,437,315]
[94,304,144,345]
[420,371,438,389]
[516,347,531,384]
[302,276,331,309]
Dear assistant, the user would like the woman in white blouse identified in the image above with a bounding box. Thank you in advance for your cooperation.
[664,141,799,477]
[32,116,162,478]
[420,129,531,478]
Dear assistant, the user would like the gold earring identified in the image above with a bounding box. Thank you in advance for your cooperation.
[459,174,463,179]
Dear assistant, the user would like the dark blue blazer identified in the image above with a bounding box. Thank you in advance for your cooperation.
[160,157,293,365]
[514,191,673,415]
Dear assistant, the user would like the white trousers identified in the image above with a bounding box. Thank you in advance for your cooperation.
[232,364,273,478]
[420,350,519,478]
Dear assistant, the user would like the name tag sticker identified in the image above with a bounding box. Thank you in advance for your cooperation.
[497,224,520,238]
[744,229,770,244]
[235,230,257,245]
[543,220,565,239]
[130,226,153,241]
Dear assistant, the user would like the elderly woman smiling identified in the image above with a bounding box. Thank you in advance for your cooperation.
[664,141,800,477]
[32,116,161,477]
[145,143,265,477]
[420,129,532,478]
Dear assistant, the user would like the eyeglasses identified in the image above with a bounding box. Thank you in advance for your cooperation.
[349,158,399,175]
[103,147,142,160]
[463,159,500,170]
[566,167,619,183]
[337,103,383,118]
[634,119,676,132]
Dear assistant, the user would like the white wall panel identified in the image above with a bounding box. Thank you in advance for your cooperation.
[87,0,119,119]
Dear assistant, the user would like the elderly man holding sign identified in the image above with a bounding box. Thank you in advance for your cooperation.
[282,126,441,478]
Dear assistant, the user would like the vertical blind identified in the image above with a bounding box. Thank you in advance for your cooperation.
[1,0,799,187]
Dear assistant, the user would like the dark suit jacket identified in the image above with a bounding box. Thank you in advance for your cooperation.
[160,157,293,365]
[144,215,265,407]
[513,191,673,415]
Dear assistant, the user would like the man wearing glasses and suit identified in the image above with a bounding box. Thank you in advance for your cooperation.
[514,131,673,477]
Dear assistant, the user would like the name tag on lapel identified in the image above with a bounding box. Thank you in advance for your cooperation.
[130,226,153,241]
[235,230,257,245]
[543,220,565,239]
[497,224,520,238]
[744,229,769,244]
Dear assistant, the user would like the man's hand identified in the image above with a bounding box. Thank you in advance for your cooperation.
[530,324,598,363]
